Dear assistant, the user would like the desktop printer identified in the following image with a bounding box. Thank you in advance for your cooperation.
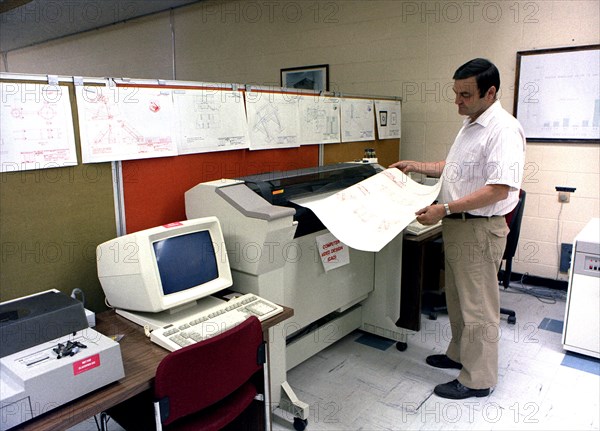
[0,290,124,430]
[185,163,407,418]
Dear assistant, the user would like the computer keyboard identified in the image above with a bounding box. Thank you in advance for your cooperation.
[404,220,442,236]
[150,294,283,351]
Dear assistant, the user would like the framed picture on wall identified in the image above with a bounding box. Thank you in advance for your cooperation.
[281,64,329,92]
[514,44,600,143]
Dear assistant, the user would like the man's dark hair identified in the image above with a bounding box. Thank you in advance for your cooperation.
[453,58,500,98]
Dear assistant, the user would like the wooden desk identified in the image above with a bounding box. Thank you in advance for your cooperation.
[14,306,294,431]
[397,227,443,331]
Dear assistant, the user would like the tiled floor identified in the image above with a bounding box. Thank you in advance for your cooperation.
[271,285,600,431]
[73,283,600,431]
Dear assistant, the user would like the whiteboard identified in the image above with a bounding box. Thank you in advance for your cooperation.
[515,45,600,142]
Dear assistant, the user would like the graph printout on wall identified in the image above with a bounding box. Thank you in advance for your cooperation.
[0,82,78,172]
[76,84,178,163]
[514,45,600,142]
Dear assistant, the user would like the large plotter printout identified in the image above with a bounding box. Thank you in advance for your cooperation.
[292,169,442,252]
[173,88,249,154]
[298,95,341,145]
[340,98,375,142]
[76,85,178,163]
[1,82,78,172]
[374,100,401,139]
[246,92,300,150]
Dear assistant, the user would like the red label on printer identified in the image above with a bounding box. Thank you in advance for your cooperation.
[163,222,183,228]
[73,354,101,376]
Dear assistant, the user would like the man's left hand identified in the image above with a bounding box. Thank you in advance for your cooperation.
[415,204,445,225]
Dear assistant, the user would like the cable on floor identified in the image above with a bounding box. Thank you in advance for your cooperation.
[501,272,568,304]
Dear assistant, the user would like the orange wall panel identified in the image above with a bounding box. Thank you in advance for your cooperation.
[122,147,319,233]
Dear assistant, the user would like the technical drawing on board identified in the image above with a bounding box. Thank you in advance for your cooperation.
[0,82,77,172]
[375,100,401,139]
[76,85,178,163]
[340,98,375,142]
[298,95,341,145]
[173,88,250,154]
[246,92,300,150]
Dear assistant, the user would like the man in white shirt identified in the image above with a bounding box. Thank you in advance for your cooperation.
[391,58,526,399]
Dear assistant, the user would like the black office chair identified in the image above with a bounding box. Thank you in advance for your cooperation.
[498,189,526,324]
[426,189,526,325]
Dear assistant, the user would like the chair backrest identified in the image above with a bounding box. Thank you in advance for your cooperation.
[503,189,526,260]
[153,316,264,427]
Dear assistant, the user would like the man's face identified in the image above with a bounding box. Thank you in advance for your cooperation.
[453,76,495,121]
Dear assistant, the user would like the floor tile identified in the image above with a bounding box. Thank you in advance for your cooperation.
[273,286,600,430]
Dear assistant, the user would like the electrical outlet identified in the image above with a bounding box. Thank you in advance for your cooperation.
[556,186,575,203]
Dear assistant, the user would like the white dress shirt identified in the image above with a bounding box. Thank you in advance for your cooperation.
[439,101,526,216]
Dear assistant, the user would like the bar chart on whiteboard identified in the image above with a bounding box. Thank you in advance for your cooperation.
[516,48,600,141]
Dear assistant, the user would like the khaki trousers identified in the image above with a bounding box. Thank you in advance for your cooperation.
[442,216,509,389]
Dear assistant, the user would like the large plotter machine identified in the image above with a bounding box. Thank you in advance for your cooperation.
[185,163,408,418]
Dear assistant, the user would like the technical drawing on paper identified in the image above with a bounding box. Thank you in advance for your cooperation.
[341,98,375,142]
[76,86,177,163]
[247,93,299,149]
[253,103,284,143]
[299,96,341,144]
[174,89,249,154]
[1,83,77,172]
[374,100,401,139]
[194,99,220,130]
[293,169,441,252]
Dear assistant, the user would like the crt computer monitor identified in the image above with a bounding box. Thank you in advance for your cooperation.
[96,217,232,328]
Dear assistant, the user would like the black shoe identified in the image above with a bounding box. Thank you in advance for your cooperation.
[426,354,463,369]
[434,379,490,399]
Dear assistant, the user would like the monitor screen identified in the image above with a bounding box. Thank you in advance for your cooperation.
[96,217,232,314]
[154,231,218,295]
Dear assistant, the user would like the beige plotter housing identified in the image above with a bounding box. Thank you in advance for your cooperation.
[185,163,407,421]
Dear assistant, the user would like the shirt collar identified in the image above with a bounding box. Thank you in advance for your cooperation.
[465,100,502,127]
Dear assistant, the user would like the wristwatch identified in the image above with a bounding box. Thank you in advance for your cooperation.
[443,203,451,216]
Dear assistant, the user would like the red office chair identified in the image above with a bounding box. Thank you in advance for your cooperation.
[103,316,266,431]
[499,189,526,324]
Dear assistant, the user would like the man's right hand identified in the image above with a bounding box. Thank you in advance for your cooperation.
[389,160,416,174]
